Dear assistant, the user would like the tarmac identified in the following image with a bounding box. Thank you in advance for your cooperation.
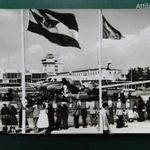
[1,119,150,134]
[110,120,150,133]
[51,120,150,134]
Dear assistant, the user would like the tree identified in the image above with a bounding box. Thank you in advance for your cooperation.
[126,67,150,88]
[145,67,150,80]
[137,67,144,80]
[126,68,139,82]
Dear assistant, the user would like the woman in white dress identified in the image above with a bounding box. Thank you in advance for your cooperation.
[37,104,49,133]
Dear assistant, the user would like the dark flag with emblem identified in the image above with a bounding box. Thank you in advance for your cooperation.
[27,9,81,49]
[103,15,123,40]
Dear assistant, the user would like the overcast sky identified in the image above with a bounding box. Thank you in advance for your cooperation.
[0,10,21,71]
[25,9,99,72]
[102,9,150,73]
[0,9,150,73]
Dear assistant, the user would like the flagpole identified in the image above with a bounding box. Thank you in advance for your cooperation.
[21,9,26,134]
[98,9,103,133]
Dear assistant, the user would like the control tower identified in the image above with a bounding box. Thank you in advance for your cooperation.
[41,54,63,75]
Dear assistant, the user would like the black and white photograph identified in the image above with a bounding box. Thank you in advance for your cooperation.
[24,9,100,134]
[0,9,150,134]
[0,9,101,134]
[102,9,150,133]
[0,10,23,134]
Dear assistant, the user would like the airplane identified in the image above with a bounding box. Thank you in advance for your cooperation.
[24,71,150,100]
[24,76,99,102]
[0,78,148,108]
[14,58,150,103]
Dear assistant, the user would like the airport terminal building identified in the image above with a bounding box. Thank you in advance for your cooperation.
[0,54,126,84]
[55,68,126,82]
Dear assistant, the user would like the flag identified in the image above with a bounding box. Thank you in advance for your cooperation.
[103,15,123,40]
[27,9,81,49]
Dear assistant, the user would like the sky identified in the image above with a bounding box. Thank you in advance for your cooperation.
[0,9,150,73]
[0,10,21,71]
[102,9,150,73]
[25,9,99,72]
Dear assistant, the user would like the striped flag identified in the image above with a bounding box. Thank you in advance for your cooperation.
[27,9,81,49]
[103,15,123,40]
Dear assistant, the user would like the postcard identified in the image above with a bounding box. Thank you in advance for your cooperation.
[0,9,149,134]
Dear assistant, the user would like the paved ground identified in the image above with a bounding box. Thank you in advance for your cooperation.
[110,120,150,133]
[51,120,150,134]
[26,120,150,134]
[51,126,100,134]
[1,119,150,134]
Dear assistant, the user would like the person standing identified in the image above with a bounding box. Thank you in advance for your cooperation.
[137,96,145,122]
[62,78,70,102]
[116,99,124,128]
[61,103,68,129]
[133,102,138,120]
[55,104,62,130]
[126,99,134,122]
[33,104,40,130]
[72,100,81,128]
[101,103,110,134]
[9,105,18,134]
[88,101,97,126]
[1,104,10,133]
[26,105,34,129]
[81,100,88,128]
[108,98,114,125]
[112,92,118,112]
[120,91,126,111]
[37,104,49,133]
[47,104,55,130]
[146,97,150,120]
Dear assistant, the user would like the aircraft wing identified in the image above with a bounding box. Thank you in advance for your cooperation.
[102,80,150,88]
[47,82,63,90]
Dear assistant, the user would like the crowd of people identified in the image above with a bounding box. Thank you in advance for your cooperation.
[2,78,150,134]
[0,100,99,134]
[30,99,99,133]
[101,91,150,134]
[0,77,99,134]
[0,104,18,134]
